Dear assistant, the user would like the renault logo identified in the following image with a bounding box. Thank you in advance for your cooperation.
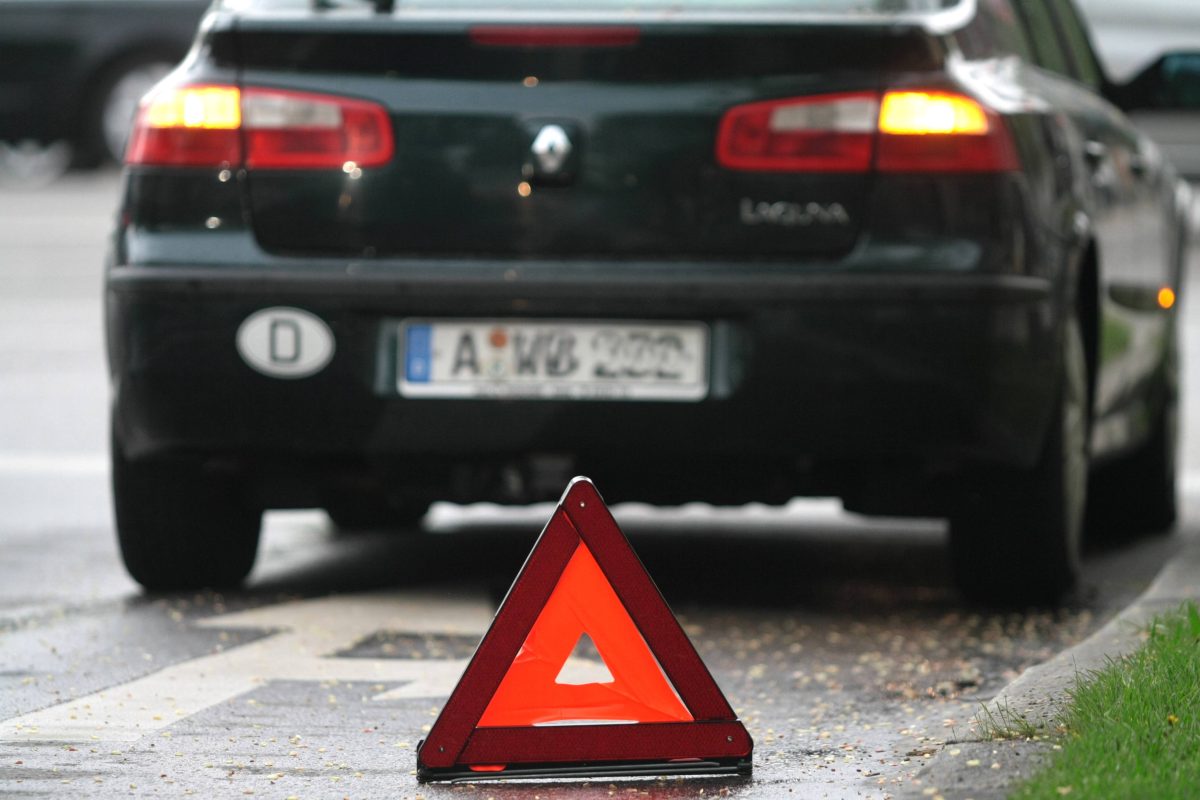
[531,124,572,175]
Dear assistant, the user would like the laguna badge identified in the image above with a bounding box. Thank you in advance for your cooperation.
[740,198,850,227]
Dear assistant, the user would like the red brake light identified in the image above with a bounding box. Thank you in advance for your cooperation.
[716,92,878,173]
[242,88,393,169]
[716,89,1018,173]
[125,85,394,170]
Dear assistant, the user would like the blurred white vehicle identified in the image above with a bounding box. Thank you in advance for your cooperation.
[1078,0,1200,175]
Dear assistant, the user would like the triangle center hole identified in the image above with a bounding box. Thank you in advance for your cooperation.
[554,633,615,685]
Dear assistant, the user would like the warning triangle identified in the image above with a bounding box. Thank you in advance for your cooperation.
[478,542,692,727]
[417,477,753,782]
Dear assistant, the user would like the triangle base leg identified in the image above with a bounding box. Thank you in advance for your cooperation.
[416,753,753,783]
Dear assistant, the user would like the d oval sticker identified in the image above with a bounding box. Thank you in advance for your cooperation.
[237,307,335,379]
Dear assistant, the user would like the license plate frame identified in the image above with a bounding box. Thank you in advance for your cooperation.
[398,319,709,401]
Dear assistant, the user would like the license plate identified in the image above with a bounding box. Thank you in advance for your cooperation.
[399,320,708,401]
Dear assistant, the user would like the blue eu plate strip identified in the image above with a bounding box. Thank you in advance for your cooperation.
[405,325,432,383]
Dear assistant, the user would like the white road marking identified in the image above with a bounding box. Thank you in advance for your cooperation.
[0,591,493,743]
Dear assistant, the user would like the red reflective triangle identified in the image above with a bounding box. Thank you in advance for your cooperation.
[478,542,692,727]
[417,477,753,781]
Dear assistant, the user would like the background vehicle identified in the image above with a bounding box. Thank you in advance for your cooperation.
[1076,0,1200,175]
[107,0,1195,604]
[0,0,209,166]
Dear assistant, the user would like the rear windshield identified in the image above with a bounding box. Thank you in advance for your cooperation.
[228,0,961,13]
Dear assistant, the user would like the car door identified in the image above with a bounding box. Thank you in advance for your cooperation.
[1050,0,1172,290]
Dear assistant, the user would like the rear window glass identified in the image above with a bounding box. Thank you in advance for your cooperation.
[229,0,962,13]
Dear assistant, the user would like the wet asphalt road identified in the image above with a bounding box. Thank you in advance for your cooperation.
[1,172,1198,799]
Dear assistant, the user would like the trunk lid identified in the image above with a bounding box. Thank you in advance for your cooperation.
[229,13,935,260]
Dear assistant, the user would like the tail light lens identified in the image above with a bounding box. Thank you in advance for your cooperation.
[125,85,242,166]
[716,89,1018,173]
[878,91,989,135]
[126,85,394,169]
[242,89,393,169]
[716,92,878,173]
[875,90,1018,172]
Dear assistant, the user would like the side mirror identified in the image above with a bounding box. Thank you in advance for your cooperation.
[1120,52,1200,112]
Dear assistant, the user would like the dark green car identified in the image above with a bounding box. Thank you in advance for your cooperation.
[107,0,1193,603]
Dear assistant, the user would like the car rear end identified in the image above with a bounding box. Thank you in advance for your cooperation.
[106,0,1062,588]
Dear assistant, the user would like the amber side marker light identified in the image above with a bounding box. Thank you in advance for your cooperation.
[1158,287,1177,309]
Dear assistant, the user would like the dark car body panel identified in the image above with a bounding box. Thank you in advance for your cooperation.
[108,262,1055,509]
[106,0,1187,514]
[229,20,912,259]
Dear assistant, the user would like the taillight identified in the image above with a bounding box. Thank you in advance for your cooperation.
[125,85,394,169]
[716,92,878,173]
[242,89,393,169]
[878,91,989,135]
[125,85,242,166]
[716,89,1018,173]
[875,90,1018,173]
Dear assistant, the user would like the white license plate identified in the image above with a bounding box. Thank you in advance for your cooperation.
[399,320,708,401]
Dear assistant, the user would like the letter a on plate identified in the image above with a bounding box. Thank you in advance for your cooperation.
[416,477,753,782]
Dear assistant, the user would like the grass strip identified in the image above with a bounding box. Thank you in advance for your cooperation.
[1009,602,1200,799]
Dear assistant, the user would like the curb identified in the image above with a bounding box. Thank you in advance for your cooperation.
[906,535,1200,800]
[984,537,1200,730]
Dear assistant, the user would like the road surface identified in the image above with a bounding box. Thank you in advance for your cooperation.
[1,171,1197,799]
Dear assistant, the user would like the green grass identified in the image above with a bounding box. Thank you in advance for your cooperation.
[1009,602,1200,799]
[976,699,1045,741]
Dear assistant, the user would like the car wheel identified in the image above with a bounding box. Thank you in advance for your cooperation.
[1087,342,1178,538]
[0,140,72,185]
[78,58,174,166]
[949,314,1088,606]
[112,437,262,592]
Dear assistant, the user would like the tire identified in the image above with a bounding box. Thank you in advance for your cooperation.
[112,438,262,592]
[76,58,174,166]
[949,315,1088,606]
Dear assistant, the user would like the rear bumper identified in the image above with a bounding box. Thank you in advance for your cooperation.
[106,263,1059,506]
